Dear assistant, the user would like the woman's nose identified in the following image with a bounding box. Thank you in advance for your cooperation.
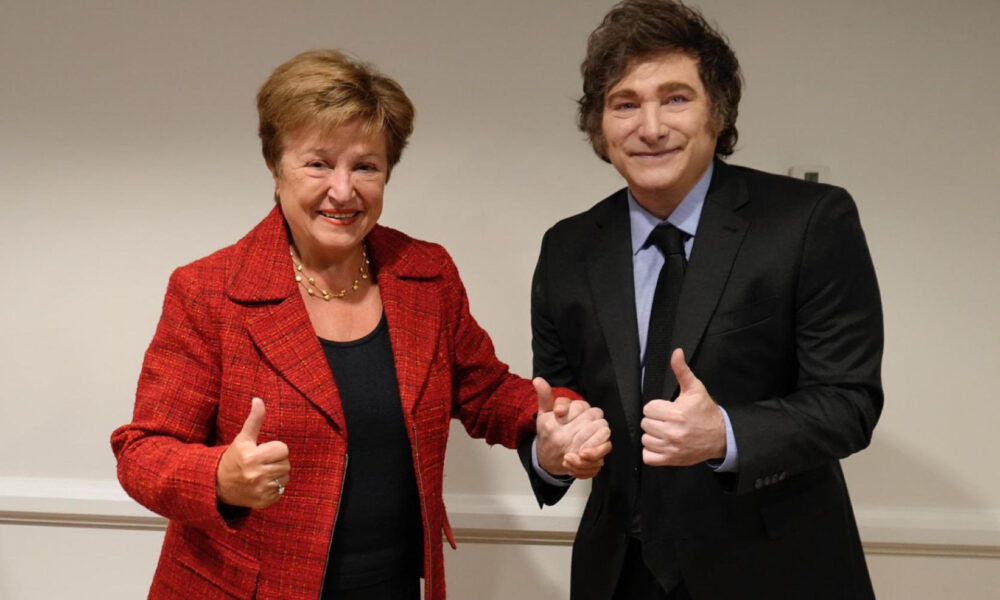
[326,169,353,201]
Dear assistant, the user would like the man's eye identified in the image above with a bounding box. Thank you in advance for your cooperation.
[665,96,688,105]
[615,102,638,111]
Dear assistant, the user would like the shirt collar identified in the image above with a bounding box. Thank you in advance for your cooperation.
[628,161,713,255]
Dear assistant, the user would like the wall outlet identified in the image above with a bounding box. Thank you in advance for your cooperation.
[789,165,830,183]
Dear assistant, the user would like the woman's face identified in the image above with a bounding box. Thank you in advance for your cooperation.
[273,120,388,265]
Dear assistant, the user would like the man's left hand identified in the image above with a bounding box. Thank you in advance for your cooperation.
[641,348,726,466]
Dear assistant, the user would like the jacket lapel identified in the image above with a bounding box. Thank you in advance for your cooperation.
[226,211,444,428]
[661,161,749,400]
[379,275,439,416]
[229,206,346,431]
[246,300,347,432]
[586,192,643,448]
[367,227,441,417]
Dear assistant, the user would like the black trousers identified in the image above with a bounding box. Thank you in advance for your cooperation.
[612,538,691,600]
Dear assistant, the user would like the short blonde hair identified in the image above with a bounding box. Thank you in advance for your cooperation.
[257,49,415,172]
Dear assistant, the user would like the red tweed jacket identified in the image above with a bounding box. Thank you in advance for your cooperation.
[112,206,547,599]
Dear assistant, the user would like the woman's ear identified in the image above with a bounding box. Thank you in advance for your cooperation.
[268,161,281,202]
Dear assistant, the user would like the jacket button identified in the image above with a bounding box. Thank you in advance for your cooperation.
[754,478,763,490]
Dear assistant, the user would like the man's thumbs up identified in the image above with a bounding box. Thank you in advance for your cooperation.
[534,377,555,415]
[640,349,727,466]
[670,348,701,399]
[535,377,580,421]
[216,397,291,509]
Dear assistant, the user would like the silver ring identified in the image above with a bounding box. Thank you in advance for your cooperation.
[274,479,285,496]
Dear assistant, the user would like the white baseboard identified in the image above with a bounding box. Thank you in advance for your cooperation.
[2,477,998,557]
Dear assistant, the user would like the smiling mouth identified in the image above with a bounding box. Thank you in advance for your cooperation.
[318,210,361,220]
[631,149,678,159]
[317,210,362,225]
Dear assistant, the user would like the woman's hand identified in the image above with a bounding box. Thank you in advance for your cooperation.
[216,397,291,509]
[534,378,612,479]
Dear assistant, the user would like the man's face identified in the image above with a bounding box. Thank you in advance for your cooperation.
[601,52,719,217]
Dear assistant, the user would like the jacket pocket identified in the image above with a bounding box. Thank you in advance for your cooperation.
[161,525,260,598]
[705,296,778,337]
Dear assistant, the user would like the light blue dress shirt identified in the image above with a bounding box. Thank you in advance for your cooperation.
[627,162,737,473]
[533,162,738,484]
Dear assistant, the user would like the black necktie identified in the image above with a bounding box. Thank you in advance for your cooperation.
[642,224,687,403]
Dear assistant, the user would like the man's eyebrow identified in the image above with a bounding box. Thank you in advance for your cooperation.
[606,81,699,103]
[658,82,697,95]
[606,88,636,102]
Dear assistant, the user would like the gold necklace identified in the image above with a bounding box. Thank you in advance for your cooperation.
[290,243,369,301]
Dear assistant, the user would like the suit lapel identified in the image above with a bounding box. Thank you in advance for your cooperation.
[661,162,749,400]
[587,192,643,448]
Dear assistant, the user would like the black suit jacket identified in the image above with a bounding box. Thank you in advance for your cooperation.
[523,160,883,599]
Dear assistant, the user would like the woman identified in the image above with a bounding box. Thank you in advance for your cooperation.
[111,49,606,600]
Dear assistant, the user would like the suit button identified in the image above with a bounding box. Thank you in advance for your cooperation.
[779,472,788,481]
[754,478,763,490]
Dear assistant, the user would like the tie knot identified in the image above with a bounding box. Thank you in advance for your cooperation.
[647,224,686,256]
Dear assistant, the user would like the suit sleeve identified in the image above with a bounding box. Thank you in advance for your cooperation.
[111,267,246,533]
[725,188,884,494]
[517,229,576,506]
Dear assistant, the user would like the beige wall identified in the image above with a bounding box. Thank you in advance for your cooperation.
[1,0,998,598]
[2,523,999,599]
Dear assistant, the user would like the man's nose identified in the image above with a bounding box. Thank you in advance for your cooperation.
[637,104,665,144]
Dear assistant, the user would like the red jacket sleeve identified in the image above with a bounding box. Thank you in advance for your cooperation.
[439,250,579,448]
[111,265,243,534]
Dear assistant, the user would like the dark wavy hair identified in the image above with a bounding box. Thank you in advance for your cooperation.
[578,0,742,160]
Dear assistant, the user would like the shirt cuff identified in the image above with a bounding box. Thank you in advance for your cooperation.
[531,436,574,487]
[705,406,739,472]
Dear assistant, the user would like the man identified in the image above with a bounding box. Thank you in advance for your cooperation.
[525,1,884,598]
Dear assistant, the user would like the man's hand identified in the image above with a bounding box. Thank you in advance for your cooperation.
[216,397,291,508]
[641,349,726,466]
[535,378,612,479]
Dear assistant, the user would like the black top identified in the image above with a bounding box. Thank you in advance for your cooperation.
[320,314,423,592]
